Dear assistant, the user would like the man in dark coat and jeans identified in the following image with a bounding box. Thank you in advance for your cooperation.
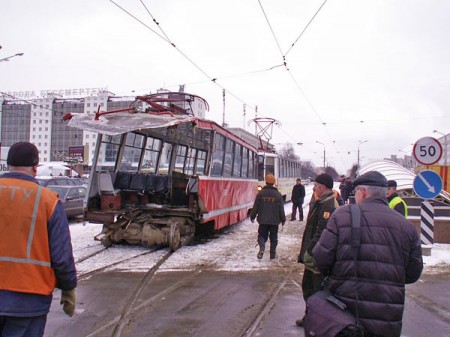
[313,171,423,337]
[296,173,339,327]
[250,174,286,260]
[290,178,306,222]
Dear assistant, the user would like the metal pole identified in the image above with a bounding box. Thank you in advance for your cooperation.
[316,141,325,168]
[357,140,368,167]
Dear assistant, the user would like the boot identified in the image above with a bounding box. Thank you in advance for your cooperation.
[257,250,264,259]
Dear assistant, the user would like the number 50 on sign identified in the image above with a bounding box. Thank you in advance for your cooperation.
[413,137,443,165]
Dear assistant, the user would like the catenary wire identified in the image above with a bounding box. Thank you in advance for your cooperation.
[284,0,328,57]
[110,0,258,112]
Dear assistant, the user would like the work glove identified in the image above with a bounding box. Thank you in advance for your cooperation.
[303,251,321,274]
[60,289,76,317]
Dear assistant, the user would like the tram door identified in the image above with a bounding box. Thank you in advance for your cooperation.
[257,154,275,182]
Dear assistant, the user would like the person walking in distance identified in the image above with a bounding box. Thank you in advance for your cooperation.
[313,171,423,337]
[250,174,286,260]
[387,179,408,218]
[0,142,77,337]
[296,173,339,327]
[291,178,306,222]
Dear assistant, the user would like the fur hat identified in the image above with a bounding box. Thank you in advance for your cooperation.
[315,173,334,189]
[353,171,388,188]
[7,142,39,167]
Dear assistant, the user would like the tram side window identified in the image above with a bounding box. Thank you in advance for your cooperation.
[223,138,234,177]
[159,142,172,174]
[249,151,255,179]
[142,137,162,173]
[211,134,225,177]
[196,150,207,175]
[174,145,187,173]
[280,158,285,178]
[121,133,145,172]
[257,155,265,181]
[233,144,242,177]
[185,148,196,175]
[242,147,249,178]
[266,156,275,176]
[98,134,121,171]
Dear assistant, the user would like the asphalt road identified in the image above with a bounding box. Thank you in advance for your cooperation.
[44,268,450,337]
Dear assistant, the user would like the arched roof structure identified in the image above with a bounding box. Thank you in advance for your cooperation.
[358,160,450,203]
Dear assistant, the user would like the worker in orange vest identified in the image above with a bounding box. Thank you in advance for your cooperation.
[0,142,77,337]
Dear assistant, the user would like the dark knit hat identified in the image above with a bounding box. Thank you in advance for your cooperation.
[7,142,39,167]
[315,173,334,189]
[353,171,388,188]
[387,180,397,188]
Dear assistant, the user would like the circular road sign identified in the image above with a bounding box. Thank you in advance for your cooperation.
[413,170,443,199]
[412,137,442,165]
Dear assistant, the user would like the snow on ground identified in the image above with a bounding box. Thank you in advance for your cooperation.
[69,184,450,276]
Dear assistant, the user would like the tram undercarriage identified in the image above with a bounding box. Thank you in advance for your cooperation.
[93,206,197,251]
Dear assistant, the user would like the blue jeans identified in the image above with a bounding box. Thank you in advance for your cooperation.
[0,315,47,337]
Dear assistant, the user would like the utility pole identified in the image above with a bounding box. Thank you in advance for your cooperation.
[316,141,325,168]
[358,140,368,167]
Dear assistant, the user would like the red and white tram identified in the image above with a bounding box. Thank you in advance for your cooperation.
[65,92,258,250]
[257,151,302,202]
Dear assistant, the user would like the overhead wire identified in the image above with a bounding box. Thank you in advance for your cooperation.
[284,0,328,57]
[110,0,261,113]
[256,0,348,169]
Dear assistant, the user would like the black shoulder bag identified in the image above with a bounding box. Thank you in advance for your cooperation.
[303,205,366,337]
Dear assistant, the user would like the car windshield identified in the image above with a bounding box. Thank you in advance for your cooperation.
[48,186,69,197]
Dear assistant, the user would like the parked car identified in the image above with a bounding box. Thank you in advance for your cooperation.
[47,185,87,218]
[37,176,87,188]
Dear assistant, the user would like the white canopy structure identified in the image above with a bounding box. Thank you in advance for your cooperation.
[359,160,450,203]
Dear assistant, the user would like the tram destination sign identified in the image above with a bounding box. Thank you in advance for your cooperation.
[412,137,442,165]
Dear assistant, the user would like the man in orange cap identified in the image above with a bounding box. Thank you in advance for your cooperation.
[250,174,286,259]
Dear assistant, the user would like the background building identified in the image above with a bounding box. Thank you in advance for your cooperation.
[0,88,208,175]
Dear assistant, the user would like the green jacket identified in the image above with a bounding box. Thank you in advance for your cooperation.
[299,191,339,263]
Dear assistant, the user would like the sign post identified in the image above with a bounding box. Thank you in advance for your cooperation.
[413,137,443,256]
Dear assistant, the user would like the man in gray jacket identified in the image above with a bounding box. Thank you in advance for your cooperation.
[313,171,423,337]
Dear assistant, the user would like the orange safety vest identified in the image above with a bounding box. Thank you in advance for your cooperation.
[0,179,59,295]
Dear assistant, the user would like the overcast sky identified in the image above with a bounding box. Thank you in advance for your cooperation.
[1,0,449,173]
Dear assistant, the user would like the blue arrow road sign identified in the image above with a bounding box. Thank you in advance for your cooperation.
[413,170,443,199]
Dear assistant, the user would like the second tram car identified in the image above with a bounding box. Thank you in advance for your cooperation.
[65,92,258,251]
[257,151,302,201]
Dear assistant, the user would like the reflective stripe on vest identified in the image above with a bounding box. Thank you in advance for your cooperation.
[389,196,408,218]
[0,180,57,295]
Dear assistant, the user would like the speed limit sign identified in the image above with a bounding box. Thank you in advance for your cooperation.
[413,137,442,165]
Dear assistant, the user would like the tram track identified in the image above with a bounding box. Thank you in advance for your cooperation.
[77,247,162,281]
[82,253,202,337]
[240,278,288,337]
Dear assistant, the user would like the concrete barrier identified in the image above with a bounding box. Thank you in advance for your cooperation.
[408,217,450,244]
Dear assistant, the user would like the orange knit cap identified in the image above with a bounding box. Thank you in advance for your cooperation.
[265,174,276,185]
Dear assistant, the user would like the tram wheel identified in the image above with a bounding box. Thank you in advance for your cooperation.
[169,223,181,252]
[101,236,113,248]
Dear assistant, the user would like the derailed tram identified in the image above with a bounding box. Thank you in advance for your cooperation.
[65,92,258,251]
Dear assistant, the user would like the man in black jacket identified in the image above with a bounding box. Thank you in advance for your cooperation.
[291,178,306,222]
[250,174,286,260]
[313,171,423,337]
